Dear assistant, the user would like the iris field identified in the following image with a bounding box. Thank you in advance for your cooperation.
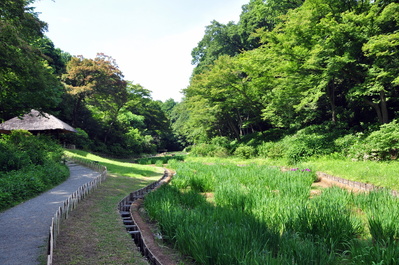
[145,160,399,264]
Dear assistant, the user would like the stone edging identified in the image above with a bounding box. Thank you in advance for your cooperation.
[317,171,399,197]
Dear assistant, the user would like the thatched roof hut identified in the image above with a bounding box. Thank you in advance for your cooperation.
[0,109,76,134]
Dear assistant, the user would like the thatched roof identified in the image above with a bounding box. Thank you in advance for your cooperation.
[0,109,76,134]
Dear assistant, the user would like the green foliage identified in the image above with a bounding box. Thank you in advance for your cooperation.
[233,145,257,159]
[190,143,229,157]
[0,130,63,170]
[0,0,64,119]
[179,0,399,150]
[257,141,285,159]
[146,160,399,264]
[135,155,185,165]
[363,119,399,160]
[61,128,92,150]
[0,131,68,211]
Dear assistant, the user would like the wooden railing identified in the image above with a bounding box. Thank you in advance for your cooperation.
[47,157,107,265]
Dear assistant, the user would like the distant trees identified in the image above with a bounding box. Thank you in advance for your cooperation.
[0,1,180,156]
[59,54,180,155]
[175,0,399,145]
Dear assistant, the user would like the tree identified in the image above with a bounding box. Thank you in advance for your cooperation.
[239,0,305,50]
[191,20,243,75]
[62,54,128,135]
[0,0,64,120]
[353,3,399,124]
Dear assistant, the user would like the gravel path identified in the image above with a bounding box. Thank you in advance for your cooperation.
[0,162,100,265]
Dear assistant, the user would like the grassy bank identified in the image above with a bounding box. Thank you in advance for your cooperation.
[50,150,164,265]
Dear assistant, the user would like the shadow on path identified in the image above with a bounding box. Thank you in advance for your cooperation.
[0,162,100,265]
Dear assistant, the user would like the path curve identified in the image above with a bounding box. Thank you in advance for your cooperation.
[0,162,100,265]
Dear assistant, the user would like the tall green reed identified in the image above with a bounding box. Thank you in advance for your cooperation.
[147,160,399,264]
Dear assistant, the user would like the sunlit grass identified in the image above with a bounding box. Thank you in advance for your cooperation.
[301,156,399,190]
[64,149,164,178]
[187,156,399,191]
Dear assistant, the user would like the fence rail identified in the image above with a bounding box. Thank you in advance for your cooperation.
[47,157,107,265]
[118,170,172,265]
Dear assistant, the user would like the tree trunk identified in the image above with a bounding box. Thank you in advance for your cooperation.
[327,82,337,124]
[364,98,383,124]
[380,91,389,124]
[364,91,389,124]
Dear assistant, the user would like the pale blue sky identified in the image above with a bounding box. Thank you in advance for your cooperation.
[33,0,249,101]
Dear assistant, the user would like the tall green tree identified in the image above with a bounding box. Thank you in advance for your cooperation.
[352,2,399,124]
[192,20,243,75]
[62,53,128,135]
[239,0,305,49]
[0,0,63,120]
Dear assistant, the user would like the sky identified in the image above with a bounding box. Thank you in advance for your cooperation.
[33,0,249,102]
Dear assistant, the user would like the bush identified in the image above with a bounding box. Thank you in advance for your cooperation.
[190,143,229,157]
[234,145,257,159]
[0,162,68,211]
[60,128,92,150]
[364,119,399,160]
[279,126,340,164]
[210,136,230,149]
[0,141,30,171]
[257,141,285,159]
[0,131,68,211]
[334,133,362,157]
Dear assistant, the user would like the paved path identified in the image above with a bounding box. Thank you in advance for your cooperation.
[0,162,100,265]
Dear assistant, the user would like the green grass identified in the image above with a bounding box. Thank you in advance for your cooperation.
[301,156,399,190]
[186,156,399,191]
[145,159,399,264]
[64,149,165,177]
[49,150,165,264]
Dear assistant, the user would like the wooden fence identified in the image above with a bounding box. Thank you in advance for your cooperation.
[317,171,399,197]
[47,157,107,265]
[118,170,172,265]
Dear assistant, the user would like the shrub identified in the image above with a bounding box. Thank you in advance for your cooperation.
[210,136,230,149]
[364,119,399,160]
[60,128,92,150]
[279,126,340,164]
[234,145,257,159]
[334,133,362,157]
[257,141,285,159]
[0,162,68,211]
[0,131,68,211]
[190,144,229,157]
[0,141,30,171]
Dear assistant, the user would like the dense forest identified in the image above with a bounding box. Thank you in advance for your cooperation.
[0,0,181,157]
[1,0,399,161]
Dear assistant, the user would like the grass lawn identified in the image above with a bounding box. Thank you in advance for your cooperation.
[50,150,164,265]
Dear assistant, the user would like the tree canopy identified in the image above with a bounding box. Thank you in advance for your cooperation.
[0,0,65,120]
[177,0,399,144]
[2,0,399,157]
